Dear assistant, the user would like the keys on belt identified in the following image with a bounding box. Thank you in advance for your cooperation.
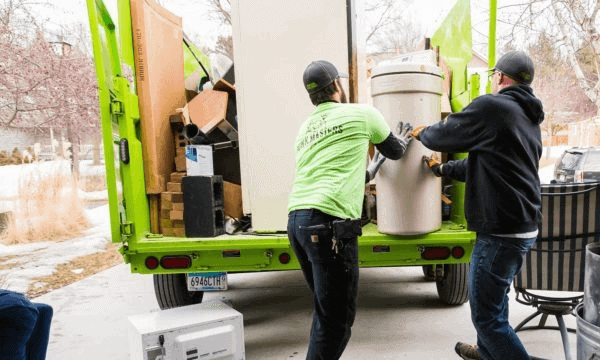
[298,223,343,253]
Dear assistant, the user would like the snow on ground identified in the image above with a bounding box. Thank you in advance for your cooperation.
[539,164,555,184]
[0,160,112,293]
[0,204,111,293]
[0,160,71,199]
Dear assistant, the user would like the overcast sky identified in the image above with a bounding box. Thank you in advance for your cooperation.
[37,0,504,52]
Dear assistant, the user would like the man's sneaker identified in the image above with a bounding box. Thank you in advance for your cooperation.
[454,342,483,360]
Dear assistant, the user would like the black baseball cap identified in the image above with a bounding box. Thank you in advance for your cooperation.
[303,60,348,94]
[491,51,535,85]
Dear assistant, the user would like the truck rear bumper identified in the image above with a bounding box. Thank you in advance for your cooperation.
[123,222,476,274]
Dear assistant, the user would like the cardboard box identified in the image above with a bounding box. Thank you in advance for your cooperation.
[223,181,243,219]
[188,90,238,142]
[185,145,214,176]
[130,0,186,194]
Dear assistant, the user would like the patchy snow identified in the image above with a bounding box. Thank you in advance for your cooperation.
[0,160,112,293]
[539,164,556,184]
[79,159,107,177]
[0,160,71,199]
[0,204,111,293]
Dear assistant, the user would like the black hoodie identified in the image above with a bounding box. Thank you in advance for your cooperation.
[420,84,545,234]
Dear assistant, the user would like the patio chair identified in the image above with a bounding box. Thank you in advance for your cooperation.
[513,181,600,360]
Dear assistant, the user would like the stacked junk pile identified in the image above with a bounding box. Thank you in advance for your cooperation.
[130,0,246,238]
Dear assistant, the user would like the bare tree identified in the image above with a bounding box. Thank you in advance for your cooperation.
[0,0,99,175]
[362,0,414,45]
[369,19,424,55]
[503,0,600,116]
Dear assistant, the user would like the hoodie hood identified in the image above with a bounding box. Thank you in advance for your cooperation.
[499,84,544,125]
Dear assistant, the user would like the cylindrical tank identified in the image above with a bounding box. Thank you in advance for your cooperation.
[576,303,600,360]
[584,242,600,326]
[371,62,443,235]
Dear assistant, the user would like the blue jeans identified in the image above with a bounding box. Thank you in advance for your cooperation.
[470,233,536,360]
[288,209,359,360]
[0,290,53,360]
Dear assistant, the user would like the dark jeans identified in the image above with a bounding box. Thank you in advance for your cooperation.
[470,233,536,360]
[0,290,53,360]
[288,209,359,360]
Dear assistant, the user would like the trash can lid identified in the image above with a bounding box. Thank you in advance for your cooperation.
[371,61,442,79]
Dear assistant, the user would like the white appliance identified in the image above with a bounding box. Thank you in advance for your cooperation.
[128,300,244,360]
[371,56,443,235]
[231,0,365,231]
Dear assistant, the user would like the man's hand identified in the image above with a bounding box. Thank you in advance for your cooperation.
[395,121,413,150]
[411,125,426,140]
[423,154,444,177]
[367,150,386,181]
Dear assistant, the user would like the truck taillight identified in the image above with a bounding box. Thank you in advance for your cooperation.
[145,256,159,270]
[452,247,465,259]
[160,256,192,269]
[279,253,291,264]
[575,170,584,183]
[421,247,451,260]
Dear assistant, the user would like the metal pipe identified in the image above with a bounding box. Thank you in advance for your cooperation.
[487,0,497,94]
[183,124,210,145]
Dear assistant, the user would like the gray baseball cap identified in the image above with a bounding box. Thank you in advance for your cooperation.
[303,60,348,94]
[491,51,535,85]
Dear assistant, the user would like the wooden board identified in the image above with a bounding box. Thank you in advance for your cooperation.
[130,0,186,194]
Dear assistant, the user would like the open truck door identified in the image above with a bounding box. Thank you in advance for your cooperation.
[86,0,479,309]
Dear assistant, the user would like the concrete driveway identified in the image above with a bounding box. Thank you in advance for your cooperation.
[36,264,576,360]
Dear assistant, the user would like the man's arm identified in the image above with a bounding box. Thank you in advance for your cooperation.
[366,122,413,182]
[375,132,408,160]
[442,158,468,182]
[414,97,496,153]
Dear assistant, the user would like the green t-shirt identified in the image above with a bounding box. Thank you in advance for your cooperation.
[287,102,391,219]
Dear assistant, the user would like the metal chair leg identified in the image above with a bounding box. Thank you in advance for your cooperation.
[538,313,549,328]
[556,314,573,360]
[514,310,542,332]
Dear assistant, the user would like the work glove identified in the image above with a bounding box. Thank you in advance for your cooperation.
[366,150,386,182]
[411,125,427,140]
[423,154,444,177]
[395,121,413,153]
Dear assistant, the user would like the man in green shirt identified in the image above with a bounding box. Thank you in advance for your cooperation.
[287,60,413,360]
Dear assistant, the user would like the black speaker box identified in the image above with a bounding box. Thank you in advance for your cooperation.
[182,176,225,237]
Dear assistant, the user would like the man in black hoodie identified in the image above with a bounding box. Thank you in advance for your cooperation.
[412,51,544,360]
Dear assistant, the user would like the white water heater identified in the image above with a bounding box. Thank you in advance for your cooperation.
[371,59,443,235]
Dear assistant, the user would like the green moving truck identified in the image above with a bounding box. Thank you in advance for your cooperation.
[86,0,493,309]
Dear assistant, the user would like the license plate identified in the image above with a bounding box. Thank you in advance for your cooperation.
[186,272,228,291]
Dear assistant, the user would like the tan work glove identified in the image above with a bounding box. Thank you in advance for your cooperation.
[411,125,427,140]
[422,154,444,177]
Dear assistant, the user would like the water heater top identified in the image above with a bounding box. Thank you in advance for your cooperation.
[371,61,442,79]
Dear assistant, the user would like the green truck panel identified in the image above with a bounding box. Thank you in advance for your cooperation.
[87,0,487,277]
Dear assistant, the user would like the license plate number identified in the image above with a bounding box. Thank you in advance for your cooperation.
[186,272,227,291]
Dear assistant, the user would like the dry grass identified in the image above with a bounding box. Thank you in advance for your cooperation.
[26,242,122,299]
[0,173,90,245]
[80,175,106,192]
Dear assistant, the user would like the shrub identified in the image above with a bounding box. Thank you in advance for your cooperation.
[0,173,90,244]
